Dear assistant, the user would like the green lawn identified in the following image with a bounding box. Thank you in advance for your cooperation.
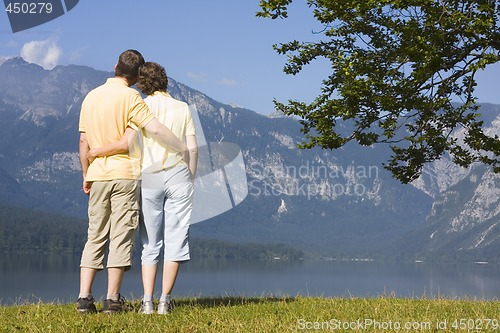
[1,296,499,332]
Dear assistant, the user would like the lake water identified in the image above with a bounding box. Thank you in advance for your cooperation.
[1,254,499,305]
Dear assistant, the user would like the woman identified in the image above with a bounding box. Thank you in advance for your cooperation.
[89,62,198,314]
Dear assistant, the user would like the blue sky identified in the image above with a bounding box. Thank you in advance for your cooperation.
[1,1,499,114]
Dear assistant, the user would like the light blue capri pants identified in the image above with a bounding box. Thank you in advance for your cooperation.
[140,164,194,265]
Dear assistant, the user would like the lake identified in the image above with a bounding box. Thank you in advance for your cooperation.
[1,254,499,305]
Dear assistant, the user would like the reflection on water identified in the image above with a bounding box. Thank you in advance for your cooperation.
[0,254,499,305]
[0,254,80,273]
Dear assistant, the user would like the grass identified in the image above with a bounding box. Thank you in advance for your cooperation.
[0,296,499,332]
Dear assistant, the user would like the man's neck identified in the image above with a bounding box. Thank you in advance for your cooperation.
[115,76,132,87]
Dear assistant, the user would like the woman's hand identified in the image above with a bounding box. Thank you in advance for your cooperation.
[87,149,97,163]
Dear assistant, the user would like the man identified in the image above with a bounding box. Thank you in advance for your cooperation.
[76,49,186,313]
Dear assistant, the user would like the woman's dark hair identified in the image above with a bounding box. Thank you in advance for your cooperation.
[114,49,145,81]
[137,62,168,95]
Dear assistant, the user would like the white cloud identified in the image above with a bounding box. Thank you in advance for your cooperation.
[217,78,238,87]
[20,39,62,70]
[186,71,208,82]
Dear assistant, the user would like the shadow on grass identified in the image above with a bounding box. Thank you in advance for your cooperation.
[128,295,297,310]
[176,295,297,309]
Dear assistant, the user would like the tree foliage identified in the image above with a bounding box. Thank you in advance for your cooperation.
[0,205,87,254]
[257,0,500,183]
[0,205,304,260]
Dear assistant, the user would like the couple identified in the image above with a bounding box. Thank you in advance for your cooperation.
[77,49,198,314]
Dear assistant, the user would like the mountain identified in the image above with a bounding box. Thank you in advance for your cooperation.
[396,104,500,262]
[0,164,33,207]
[393,164,500,262]
[0,57,498,261]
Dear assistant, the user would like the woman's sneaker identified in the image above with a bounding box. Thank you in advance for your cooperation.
[157,300,173,314]
[76,296,97,313]
[140,300,154,314]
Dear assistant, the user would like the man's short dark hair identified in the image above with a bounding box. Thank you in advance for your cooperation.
[115,49,145,81]
[137,62,168,96]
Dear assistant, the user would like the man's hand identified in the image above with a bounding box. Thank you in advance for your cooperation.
[79,132,91,194]
[83,180,92,195]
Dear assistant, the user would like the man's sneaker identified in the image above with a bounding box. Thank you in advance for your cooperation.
[157,300,173,314]
[140,300,154,314]
[76,296,97,313]
[102,295,131,313]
